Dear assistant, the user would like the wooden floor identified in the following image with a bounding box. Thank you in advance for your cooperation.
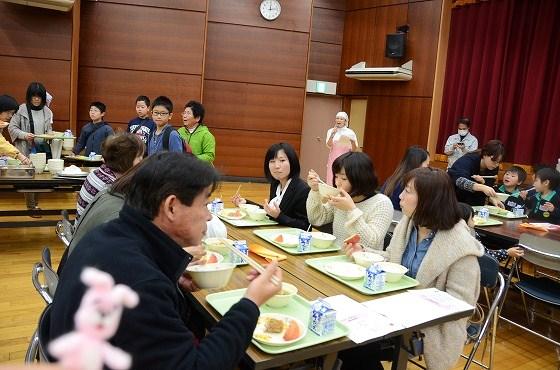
[0,182,559,369]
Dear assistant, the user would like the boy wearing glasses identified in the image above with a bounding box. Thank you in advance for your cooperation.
[147,96,183,156]
[73,101,114,156]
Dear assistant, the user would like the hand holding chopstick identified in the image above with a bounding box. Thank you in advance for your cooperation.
[222,239,281,286]
[231,184,245,207]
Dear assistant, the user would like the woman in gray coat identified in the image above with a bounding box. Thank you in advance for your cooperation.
[8,82,53,155]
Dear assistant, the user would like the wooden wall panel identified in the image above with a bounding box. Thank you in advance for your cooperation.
[80,2,205,74]
[0,3,72,60]
[204,23,309,88]
[311,8,345,44]
[308,42,343,82]
[77,67,201,125]
[212,129,301,177]
[203,80,304,133]
[208,0,312,32]
[314,0,346,10]
[0,56,71,121]
[346,0,407,11]
[363,96,432,181]
[338,9,377,93]
[99,0,206,11]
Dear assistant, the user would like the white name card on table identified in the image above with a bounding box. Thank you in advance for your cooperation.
[362,288,475,329]
[323,289,474,344]
[323,295,403,344]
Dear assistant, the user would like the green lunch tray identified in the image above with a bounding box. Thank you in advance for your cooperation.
[206,288,349,354]
[473,218,504,227]
[472,205,527,219]
[253,228,341,255]
[217,214,278,227]
[305,255,419,296]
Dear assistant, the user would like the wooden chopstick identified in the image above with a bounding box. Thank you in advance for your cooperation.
[222,239,281,286]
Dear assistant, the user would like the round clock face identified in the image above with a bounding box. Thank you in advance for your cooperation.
[260,0,281,21]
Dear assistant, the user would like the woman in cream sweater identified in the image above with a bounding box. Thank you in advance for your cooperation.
[343,167,483,370]
[307,151,393,250]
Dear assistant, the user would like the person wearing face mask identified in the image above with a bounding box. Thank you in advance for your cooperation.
[8,82,53,156]
[448,140,506,207]
[325,111,359,185]
[444,117,478,168]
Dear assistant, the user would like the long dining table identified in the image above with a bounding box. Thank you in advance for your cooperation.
[190,215,475,370]
[475,217,560,244]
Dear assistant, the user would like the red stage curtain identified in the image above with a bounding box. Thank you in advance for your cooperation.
[438,0,560,165]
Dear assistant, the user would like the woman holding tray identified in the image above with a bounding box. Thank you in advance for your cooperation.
[342,167,483,370]
[232,143,310,230]
[307,151,393,251]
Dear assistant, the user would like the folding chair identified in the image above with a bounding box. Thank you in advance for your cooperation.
[55,210,74,248]
[462,254,506,369]
[26,247,59,363]
[500,234,560,347]
[408,255,506,370]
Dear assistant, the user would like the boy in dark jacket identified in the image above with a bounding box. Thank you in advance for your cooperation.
[526,167,560,223]
[73,101,113,156]
[127,95,154,146]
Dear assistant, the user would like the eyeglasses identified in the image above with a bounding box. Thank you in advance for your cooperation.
[152,111,170,117]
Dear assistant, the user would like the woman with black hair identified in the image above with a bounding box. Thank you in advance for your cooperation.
[232,143,310,230]
[381,145,430,210]
[448,139,506,207]
[307,152,393,251]
[8,82,53,155]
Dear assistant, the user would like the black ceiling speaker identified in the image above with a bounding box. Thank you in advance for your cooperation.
[385,32,406,59]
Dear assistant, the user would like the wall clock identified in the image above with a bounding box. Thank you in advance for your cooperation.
[260,0,281,21]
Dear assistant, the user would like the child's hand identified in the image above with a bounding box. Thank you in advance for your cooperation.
[343,242,362,257]
[488,197,505,209]
[543,202,555,212]
[0,121,9,129]
[519,190,528,200]
[507,247,524,258]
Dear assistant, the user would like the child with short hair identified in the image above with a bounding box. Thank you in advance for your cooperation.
[73,102,114,156]
[458,202,524,261]
[493,165,527,211]
[128,95,155,146]
[147,96,183,156]
[526,168,560,223]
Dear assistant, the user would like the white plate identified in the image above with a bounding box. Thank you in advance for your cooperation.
[324,262,365,280]
[253,313,306,346]
[57,171,89,177]
[272,233,299,248]
[218,208,247,220]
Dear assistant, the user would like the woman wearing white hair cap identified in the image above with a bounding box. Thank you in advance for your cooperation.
[325,111,358,185]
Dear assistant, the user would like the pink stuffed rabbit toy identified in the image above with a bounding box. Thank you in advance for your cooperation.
[49,267,139,370]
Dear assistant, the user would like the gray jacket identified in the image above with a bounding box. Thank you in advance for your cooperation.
[8,103,53,155]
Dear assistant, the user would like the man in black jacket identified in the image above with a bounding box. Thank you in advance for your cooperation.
[49,152,282,369]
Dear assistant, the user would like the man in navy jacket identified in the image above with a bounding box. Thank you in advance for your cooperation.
[50,153,282,369]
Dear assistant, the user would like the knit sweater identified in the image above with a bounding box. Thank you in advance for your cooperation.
[387,216,483,370]
[76,164,117,220]
[0,134,19,158]
[306,190,393,250]
[177,124,216,163]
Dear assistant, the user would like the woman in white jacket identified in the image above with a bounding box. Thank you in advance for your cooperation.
[342,167,483,370]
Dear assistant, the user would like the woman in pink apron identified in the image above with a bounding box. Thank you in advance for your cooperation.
[326,111,358,185]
